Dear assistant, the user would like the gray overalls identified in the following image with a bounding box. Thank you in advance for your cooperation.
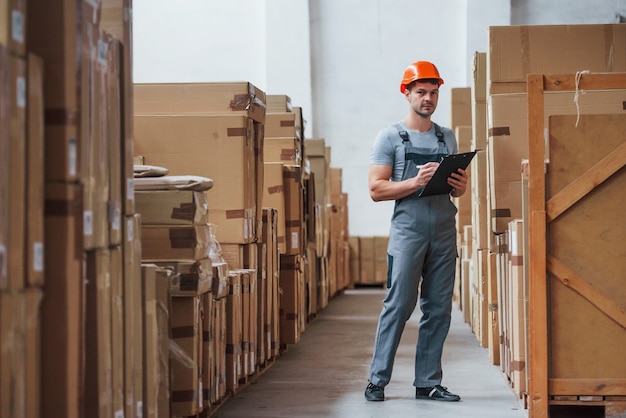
[369,122,458,388]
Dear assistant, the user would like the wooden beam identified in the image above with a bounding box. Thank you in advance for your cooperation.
[542,73,626,92]
[527,74,549,418]
[547,142,626,222]
[550,378,626,396]
[547,255,626,329]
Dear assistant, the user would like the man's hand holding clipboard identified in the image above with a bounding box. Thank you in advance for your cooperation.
[418,151,476,197]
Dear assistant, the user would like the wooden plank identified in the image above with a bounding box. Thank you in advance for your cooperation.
[543,73,626,92]
[528,210,548,418]
[546,142,626,222]
[550,378,626,396]
[527,73,549,418]
[548,255,626,329]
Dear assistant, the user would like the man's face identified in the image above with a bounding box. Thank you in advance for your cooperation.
[405,81,439,118]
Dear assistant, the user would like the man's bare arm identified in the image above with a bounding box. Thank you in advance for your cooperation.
[368,163,439,202]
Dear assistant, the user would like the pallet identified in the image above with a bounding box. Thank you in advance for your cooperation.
[549,396,626,418]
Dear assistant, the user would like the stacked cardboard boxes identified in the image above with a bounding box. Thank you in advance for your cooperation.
[263,98,306,345]
[349,236,388,287]
[135,176,232,416]
[134,82,266,245]
[133,83,297,411]
[0,1,140,418]
[0,33,43,418]
[452,24,626,415]
[5,2,138,418]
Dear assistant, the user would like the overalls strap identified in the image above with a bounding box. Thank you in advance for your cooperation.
[394,122,445,146]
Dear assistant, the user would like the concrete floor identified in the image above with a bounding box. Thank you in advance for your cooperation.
[213,288,528,418]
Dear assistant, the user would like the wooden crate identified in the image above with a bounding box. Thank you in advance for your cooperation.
[527,73,626,418]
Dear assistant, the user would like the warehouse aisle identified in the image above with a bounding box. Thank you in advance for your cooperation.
[213,288,527,418]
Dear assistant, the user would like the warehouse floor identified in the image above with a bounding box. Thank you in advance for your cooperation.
[212,287,527,418]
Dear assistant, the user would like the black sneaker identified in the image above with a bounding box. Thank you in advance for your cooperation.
[364,382,385,401]
[415,385,460,401]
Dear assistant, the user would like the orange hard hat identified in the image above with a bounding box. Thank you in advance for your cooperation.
[400,61,444,93]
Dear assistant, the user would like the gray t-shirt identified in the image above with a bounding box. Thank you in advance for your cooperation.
[369,121,458,181]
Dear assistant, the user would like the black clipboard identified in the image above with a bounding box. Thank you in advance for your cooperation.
[418,151,476,197]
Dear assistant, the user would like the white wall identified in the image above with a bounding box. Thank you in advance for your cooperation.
[308,0,510,236]
[133,0,267,86]
[265,0,313,135]
[132,0,624,237]
[133,0,314,139]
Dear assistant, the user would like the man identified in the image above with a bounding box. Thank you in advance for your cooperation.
[365,61,468,402]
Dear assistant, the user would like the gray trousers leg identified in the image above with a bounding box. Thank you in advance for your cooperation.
[414,248,456,387]
[368,235,456,388]
[368,248,423,387]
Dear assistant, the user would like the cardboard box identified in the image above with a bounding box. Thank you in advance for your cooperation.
[305,139,330,256]
[263,162,287,253]
[201,293,214,409]
[266,94,292,113]
[170,295,201,416]
[282,165,304,255]
[450,87,472,132]
[348,237,360,284]
[454,126,473,236]
[253,243,267,365]
[239,270,251,377]
[264,136,302,165]
[84,248,113,418]
[0,0,26,57]
[154,258,212,296]
[141,264,171,418]
[292,106,304,143]
[100,0,134,216]
[262,208,280,359]
[84,29,118,251]
[110,246,124,417]
[25,53,44,287]
[0,291,25,418]
[212,298,227,403]
[358,237,375,284]
[134,114,257,243]
[221,243,245,270]
[279,254,301,345]
[304,173,317,245]
[123,214,143,418]
[488,24,626,93]
[265,112,302,140]
[225,272,242,393]
[0,47,9,288]
[471,52,489,252]
[231,268,257,376]
[24,288,43,418]
[41,183,83,418]
[134,81,267,124]
[28,0,100,182]
[136,190,209,226]
[508,219,526,397]
[106,40,123,247]
[3,51,26,290]
[141,224,212,261]
[211,262,229,299]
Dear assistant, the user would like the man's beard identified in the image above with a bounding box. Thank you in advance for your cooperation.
[412,104,434,118]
